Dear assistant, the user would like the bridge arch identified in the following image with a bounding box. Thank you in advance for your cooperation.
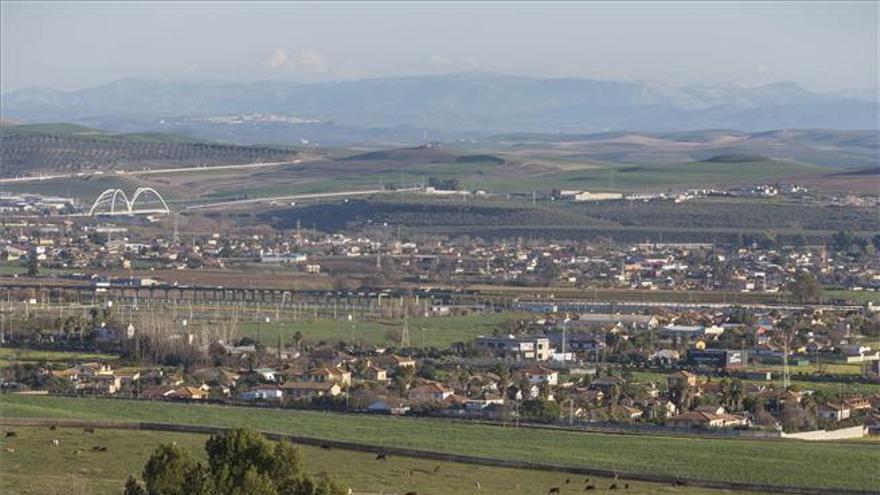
[88,188,170,217]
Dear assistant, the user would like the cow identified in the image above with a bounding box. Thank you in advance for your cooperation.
[375,453,387,461]
[548,488,561,494]
[51,439,60,446]
[584,486,596,491]
[84,428,95,434]
[4,432,15,438]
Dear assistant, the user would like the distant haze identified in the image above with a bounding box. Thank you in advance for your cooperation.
[1,1,877,94]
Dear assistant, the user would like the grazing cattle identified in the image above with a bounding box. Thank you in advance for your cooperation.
[624,484,629,489]
[473,481,480,490]
[673,480,687,487]
[84,428,95,434]
[51,439,60,446]
[432,465,441,473]
[565,478,571,484]
[404,492,418,495]
[375,453,387,461]
[93,446,108,452]
[320,444,331,450]
[4,432,15,438]
[49,425,56,431]
[609,483,618,490]
[73,449,83,455]
[583,478,590,483]
[548,488,561,494]
[5,447,14,453]
[584,486,596,491]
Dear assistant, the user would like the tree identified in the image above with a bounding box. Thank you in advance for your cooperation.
[427,177,461,191]
[26,250,39,277]
[719,378,745,412]
[124,476,147,495]
[142,443,200,495]
[126,429,345,495]
[520,398,561,423]
[788,271,821,303]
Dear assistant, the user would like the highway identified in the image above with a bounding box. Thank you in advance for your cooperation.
[186,187,422,210]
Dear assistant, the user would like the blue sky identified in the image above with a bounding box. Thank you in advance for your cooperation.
[1,1,877,93]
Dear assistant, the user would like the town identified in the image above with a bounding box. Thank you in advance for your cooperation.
[3,209,879,442]
[2,2,879,494]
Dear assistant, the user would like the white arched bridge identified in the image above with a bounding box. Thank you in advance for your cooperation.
[88,188,171,217]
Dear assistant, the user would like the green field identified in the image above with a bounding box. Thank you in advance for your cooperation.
[824,289,880,304]
[0,348,119,367]
[1,396,877,491]
[236,312,522,347]
[0,427,769,495]
[459,160,823,194]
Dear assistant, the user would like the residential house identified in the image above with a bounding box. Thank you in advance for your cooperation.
[282,381,342,400]
[301,367,352,386]
[410,383,453,403]
[818,403,851,421]
[475,335,553,361]
[367,397,411,415]
[666,410,749,428]
[522,367,559,386]
[241,384,284,402]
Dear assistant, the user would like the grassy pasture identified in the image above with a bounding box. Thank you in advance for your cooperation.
[0,348,120,367]
[0,427,769,495]
[236,312,521,347]
[0,395,877,491]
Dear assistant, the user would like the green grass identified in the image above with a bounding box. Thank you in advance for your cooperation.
[236,312,522,347]
[824,289,880,304]
[0,427,762,495]
[0,348,120,367]
[1,396,877,491]
[462,160,822,194]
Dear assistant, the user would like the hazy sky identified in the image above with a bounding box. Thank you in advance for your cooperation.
[2,1,877,93]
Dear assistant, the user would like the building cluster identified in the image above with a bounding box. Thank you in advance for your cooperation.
[3,215,878,295]
[5,299,879,436]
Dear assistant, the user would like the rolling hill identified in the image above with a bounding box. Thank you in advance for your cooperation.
[487,129,880,169]
[0,123,300,177]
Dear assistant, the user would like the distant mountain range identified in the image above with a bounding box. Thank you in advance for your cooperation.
[2,73,878,145]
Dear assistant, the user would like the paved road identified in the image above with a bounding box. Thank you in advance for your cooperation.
[186,187,421,210]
